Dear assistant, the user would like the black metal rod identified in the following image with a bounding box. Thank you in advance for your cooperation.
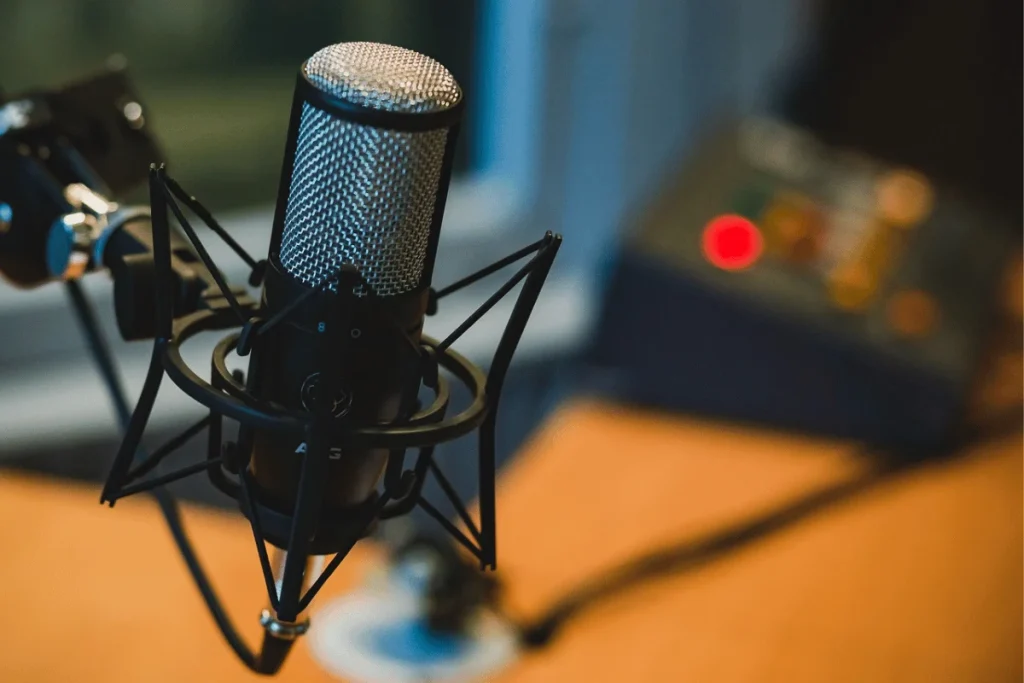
[151,166,175,340]
[71,189,253,664]
[363,294,423,360]
[253,264,421,364]
[164,176,259,269]
[379,446,437,520]
[436,253,539,354]
[418,497,482,561]
[296,551,348,615]
[276,271,357,621]
[478,234,562,569]
[239,470,281,612]
[384,450,406,491]
[384,369,426,491]
[160,183,248,324]
[72,270,259,668]
[82,167,270,674]
[434,236,546,300]
[275,421,332,622]
[128,415,211,481]
[477,424,498,569]
[100,342,166,503]
[428,460,483,543]
[205,409,235,495]
[99,170,181,501]
[255,274,333,338]
[296,489,394,613]
[114,456,225,499]
[253,262,361,341]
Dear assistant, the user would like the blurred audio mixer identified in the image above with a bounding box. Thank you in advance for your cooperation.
[589,119,1018,452]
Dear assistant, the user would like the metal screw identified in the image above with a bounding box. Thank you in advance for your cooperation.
[0,203,11,233]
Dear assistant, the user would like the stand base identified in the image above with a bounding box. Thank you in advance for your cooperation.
[308,570,519,683]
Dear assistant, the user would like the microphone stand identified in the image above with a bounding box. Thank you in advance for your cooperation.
[65,278,267,672]
[81,163,560,675]
[67,259,310,674]
[6,65,562,674]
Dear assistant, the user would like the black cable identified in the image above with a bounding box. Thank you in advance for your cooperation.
[65,281,134,428]
[65,280,261,672]
[516,460,894,648]
[153,488,259,670]
[514,407,1023,649]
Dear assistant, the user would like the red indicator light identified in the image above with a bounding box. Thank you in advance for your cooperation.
[702,214,763,271]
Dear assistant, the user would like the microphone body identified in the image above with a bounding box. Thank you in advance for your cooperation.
[245,43,464,523]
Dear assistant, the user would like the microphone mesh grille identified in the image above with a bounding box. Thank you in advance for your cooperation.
[304,42,461,114]
[278,43,459,296]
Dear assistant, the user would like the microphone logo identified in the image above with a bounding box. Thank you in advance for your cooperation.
[293,442,344,460]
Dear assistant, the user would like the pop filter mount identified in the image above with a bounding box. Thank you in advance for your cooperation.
[91,164,561,674]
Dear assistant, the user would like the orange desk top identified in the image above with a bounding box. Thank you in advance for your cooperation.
[0,397,1020,683]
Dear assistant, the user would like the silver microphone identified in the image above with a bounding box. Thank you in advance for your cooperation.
[243,41,467,657]
[276,42,462,296]
[247,41,464,530]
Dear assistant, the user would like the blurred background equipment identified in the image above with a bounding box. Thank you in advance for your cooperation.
[587,0,1021,453]
[587,117,1016,452]
[0,62,161,287]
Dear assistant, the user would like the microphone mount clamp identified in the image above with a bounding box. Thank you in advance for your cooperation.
[96,164,561,675]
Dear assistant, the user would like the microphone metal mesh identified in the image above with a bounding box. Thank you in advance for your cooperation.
[278,43,461,296]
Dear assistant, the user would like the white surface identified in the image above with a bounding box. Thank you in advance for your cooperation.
[309,590,520,683]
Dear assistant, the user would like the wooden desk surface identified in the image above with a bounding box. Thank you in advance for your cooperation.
[0,398,1019,683]
[2,251,1022,680]
[497,404,1021,683]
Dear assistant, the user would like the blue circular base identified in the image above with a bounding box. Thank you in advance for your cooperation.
[364,618,471,666]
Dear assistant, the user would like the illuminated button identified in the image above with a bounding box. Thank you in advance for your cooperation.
[760,192,823,265]
[701,214,763,271]
[826,217,896,311]
[876,169,934,228]
[828,264,876,311]
[887,290,940,338]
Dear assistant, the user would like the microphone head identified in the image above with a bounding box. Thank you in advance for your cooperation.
[303,42,461,114]
[277,42,463,297]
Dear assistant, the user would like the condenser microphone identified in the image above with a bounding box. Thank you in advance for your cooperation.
[96,39,559,676]
[243,42,464,548]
